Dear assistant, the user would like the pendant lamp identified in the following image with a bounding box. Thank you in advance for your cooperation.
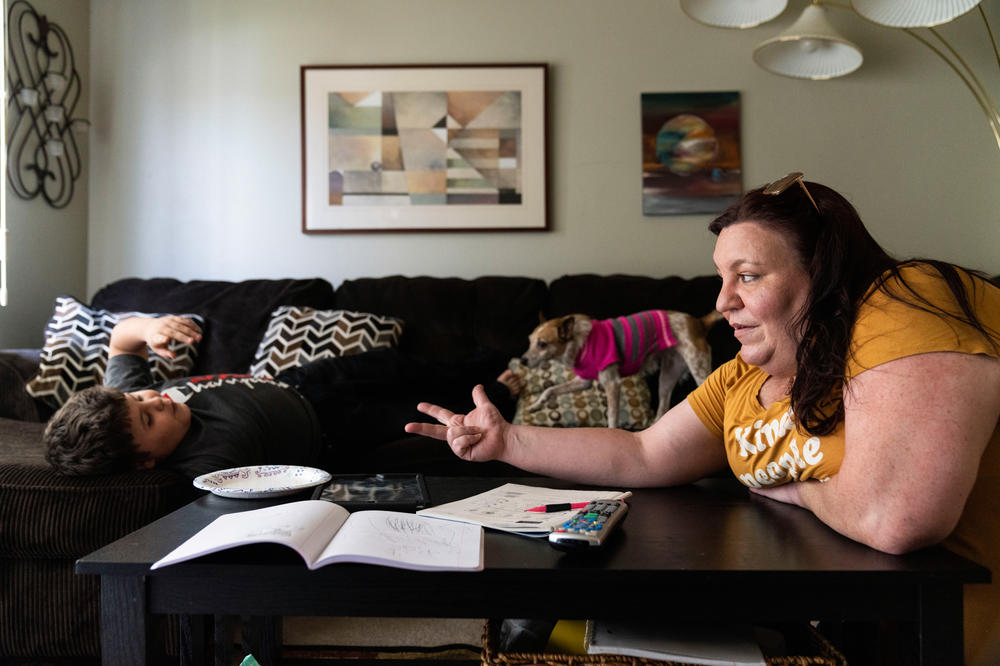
[680,0,788,29]
[851,0,983,28]
[753,4,864,79]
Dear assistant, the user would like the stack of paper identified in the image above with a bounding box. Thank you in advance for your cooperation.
[416,483,630,536]
[586,620,766,666]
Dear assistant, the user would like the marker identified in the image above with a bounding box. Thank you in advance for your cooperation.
[525,502,591,513]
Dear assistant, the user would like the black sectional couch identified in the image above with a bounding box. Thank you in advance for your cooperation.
[0,273,736,661]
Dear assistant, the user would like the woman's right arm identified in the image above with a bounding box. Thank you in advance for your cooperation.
[405,385,726,488]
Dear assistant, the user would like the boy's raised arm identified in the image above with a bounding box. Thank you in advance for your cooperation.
[108,316,202,360]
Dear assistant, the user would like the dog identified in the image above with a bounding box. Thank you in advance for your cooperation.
[521,309,723,428]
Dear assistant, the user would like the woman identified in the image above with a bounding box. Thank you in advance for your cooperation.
[406,173,1000,664]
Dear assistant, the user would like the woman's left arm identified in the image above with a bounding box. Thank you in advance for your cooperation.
[754,351,1000,554]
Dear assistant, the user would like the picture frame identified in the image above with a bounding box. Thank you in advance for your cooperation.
[641,91,742,216]
[301,63,549,233]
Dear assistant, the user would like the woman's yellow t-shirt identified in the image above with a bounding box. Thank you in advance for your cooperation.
[686,353,843,488]
[687,263,1000,664]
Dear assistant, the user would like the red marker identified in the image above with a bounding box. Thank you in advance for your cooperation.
[525,502,591,513]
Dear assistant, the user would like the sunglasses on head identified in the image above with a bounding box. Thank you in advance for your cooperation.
[762,172,820,213]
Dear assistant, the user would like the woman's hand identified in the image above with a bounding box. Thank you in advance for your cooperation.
[405,384,510,463]
[750,482,804,508]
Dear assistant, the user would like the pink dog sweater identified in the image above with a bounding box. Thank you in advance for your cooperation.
[573,310,677,380]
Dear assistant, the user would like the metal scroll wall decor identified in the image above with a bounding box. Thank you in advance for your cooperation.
[6,0,88,209]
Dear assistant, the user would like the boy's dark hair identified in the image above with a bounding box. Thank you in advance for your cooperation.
[43,386,146,475]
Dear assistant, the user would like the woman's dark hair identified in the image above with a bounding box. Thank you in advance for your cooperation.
[43,386,146,475]
[709,179,997,436]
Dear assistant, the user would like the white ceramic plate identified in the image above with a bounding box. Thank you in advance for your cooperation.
[193,465,332,498]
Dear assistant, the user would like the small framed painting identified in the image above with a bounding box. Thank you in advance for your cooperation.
[301,63,549,233]
[641,91,742,216]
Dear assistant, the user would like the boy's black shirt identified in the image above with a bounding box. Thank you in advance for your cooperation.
[105,354,322,479]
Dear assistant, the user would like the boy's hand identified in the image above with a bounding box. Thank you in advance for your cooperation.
[496,369,523,397]
[145,316,202,359]
[109,316,202,359]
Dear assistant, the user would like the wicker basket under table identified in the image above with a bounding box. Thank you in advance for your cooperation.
[481,619,847,666]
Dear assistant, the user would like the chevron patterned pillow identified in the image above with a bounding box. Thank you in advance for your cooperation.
[250,306,404,378]
[25,296,204,408]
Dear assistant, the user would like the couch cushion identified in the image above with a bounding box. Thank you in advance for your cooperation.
[334,275,547,362]
[546,274,739,369]
[0,417,191,659]
[24,296,204,409]
[0,418,193,557]
[546,273,724,318]
[1,557,102,658]
[250,307,404,377]
[91,277,337,373]
[471,276,550,359]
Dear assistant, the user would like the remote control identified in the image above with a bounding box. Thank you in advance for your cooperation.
[548,499,628,549]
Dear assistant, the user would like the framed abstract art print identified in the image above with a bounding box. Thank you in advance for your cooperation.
[301,64,549,233]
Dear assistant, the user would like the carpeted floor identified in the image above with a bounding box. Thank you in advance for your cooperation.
[0,644,481,666]
[1,616,485,666]
[0,653,479,664]
[280,644,481,664]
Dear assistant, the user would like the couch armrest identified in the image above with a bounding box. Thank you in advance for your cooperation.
[0,351,42,422]
[0,349,40,377]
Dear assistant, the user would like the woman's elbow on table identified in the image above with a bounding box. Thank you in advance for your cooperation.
[796,477,965,555]
[860,504,961,556]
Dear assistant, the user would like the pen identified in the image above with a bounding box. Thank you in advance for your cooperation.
[525,502,591,513]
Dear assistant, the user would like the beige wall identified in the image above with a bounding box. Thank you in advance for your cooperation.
[7,0,1000,346]
[1,0,89,348]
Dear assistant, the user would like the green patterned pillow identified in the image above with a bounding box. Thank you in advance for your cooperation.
[509,358,654,430]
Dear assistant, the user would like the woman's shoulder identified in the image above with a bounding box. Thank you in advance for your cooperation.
[850,261,1000,374]
[866,260,1000,312]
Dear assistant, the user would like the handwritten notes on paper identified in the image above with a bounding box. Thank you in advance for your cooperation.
[417,483,629,536]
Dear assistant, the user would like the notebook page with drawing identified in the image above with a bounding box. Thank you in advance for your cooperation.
[151,500,483,572]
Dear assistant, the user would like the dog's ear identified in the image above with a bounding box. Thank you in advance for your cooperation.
[557,316,575,342]
[537,311,547,325]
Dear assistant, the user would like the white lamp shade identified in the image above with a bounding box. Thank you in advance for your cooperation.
[680,0,788,28]
[851,0,982,27]
[753,5,864,79]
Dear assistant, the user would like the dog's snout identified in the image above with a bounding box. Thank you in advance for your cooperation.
[521,349,547,369]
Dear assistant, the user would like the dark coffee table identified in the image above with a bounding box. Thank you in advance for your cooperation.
[76,475,989,666]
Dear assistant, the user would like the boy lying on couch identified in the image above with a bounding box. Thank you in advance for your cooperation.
[43,315,517,479]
